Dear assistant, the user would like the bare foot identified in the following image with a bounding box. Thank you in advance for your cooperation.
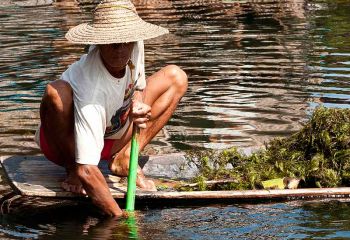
[61,171,87,195]
[136,174,157,191]
[110,161,157,191]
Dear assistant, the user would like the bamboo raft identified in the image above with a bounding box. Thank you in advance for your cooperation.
[2,155,350,203]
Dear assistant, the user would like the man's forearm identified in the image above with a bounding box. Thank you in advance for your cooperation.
[133,90,144,102]
[77,164,123,217]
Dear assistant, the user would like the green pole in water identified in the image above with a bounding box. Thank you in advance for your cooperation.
[125,213,139,239]
[126,125,139,211]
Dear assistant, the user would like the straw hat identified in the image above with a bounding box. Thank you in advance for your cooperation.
[65,0,169,44]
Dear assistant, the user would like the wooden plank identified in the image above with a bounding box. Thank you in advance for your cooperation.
[134,187,350,199]
[2,156,350,201]
[0,155,190,198]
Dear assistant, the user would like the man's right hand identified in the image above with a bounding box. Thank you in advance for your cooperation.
[76,164,123,217]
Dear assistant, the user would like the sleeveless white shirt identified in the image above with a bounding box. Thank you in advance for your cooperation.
[35,41,146,165]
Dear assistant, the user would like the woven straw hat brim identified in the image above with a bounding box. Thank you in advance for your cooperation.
[66,21,169,44]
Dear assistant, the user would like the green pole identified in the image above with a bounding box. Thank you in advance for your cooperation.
[125,212,139,239]
[126,125,139,211]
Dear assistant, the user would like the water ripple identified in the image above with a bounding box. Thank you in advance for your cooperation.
[0,0,349,154]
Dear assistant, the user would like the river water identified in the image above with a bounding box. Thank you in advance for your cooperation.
[0,0,349,239]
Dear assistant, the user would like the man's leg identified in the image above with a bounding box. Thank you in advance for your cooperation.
[109,65,188,189]
[40,80,85,194]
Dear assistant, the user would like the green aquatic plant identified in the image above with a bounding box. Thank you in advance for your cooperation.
[184,107,350,191]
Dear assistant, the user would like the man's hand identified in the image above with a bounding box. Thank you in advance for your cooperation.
[131,100,151,129]
[76,164,123,217]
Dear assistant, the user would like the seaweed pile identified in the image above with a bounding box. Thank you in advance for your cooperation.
[183,107,350,191]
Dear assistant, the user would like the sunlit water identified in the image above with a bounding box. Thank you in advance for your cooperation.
[0,0,350,239]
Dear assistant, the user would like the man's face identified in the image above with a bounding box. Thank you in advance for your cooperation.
[99,42,134,69]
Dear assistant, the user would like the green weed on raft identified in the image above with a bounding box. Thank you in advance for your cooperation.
[182,107,350,191]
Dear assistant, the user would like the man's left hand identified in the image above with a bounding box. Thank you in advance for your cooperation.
[131,100,151,129]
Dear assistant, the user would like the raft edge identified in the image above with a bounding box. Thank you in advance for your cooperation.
[3,156,350,202]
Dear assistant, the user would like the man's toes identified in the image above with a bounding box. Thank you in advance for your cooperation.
[146,179,157,191]
[72,185,79,193]
[61,181,69,191]
[72,185,86,195]
[68,184,77,193]
[61,181,86,195]
[79,186,87,195]
[137,177,157,191]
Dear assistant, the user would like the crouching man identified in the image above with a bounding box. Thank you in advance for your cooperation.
[35,0,187,216]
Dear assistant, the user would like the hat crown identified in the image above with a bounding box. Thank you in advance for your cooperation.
[93,0,140,28]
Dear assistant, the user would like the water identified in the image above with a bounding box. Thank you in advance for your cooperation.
[0,0,350,239]
[0,0,349,154]
[2,200,350,239]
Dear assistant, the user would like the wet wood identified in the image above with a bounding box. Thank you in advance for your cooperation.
[2,156,350,201]
[0,155,191,198]
[138,187,350,200]
[181,179,239,188]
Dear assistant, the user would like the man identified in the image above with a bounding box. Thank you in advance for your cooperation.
[35,0,188,217]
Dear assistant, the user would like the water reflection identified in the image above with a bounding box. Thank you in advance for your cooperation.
[0,203,140,239]
[142,0,349,149]
[0,0,349,154]
[2,198,350,239]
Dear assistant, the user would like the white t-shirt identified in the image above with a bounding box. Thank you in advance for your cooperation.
[35,41,146,165]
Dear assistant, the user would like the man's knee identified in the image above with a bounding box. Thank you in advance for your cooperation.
[42,80,73,112]
[164,65,188,94]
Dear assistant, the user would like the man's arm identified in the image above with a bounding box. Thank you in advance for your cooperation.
[76,164,123,217]
[133,90,143,102]
[132,90,151,129]
[75,91,149,216]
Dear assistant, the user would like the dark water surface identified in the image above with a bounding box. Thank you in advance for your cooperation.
[0,0,350,239]
[2,200,350,239]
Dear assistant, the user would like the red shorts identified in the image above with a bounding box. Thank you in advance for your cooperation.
[39,127,115,166]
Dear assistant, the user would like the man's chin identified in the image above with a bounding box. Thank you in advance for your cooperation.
[106,60,129,70]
